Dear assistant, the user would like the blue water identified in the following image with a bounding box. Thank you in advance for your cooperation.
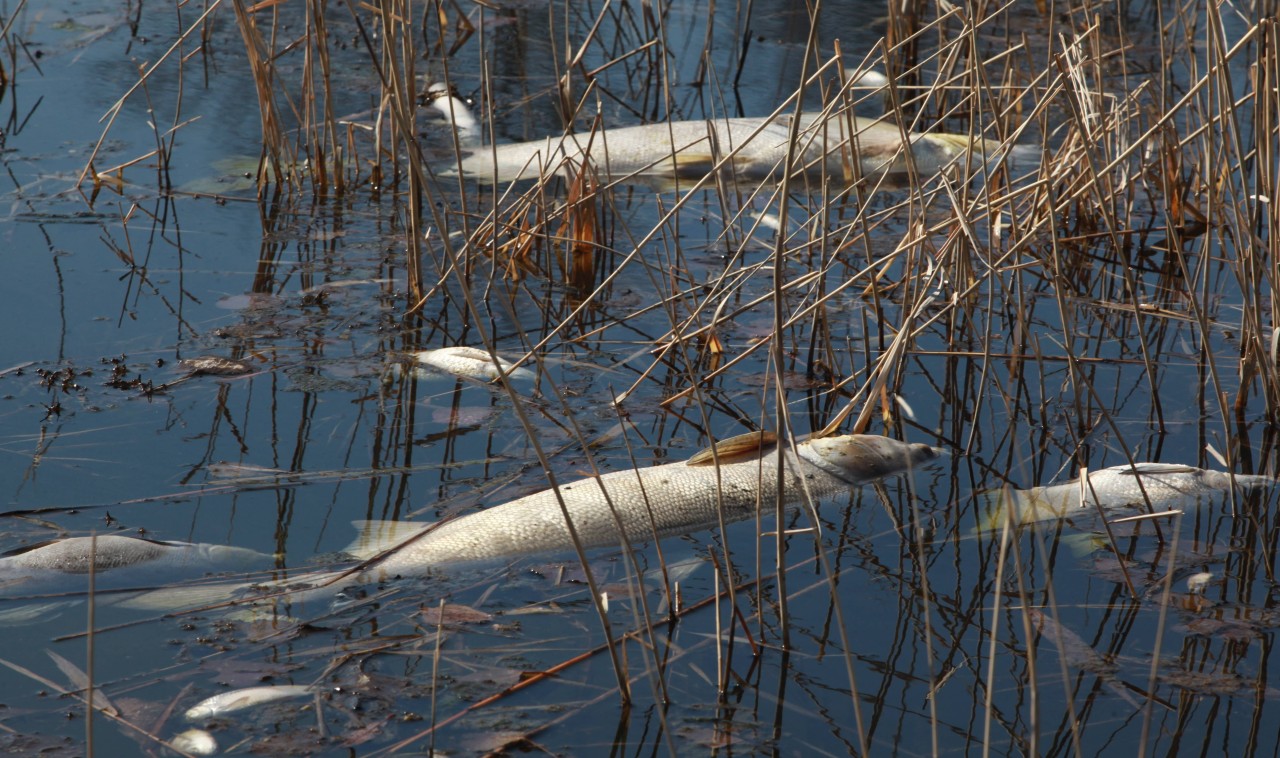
[0,0,1275,755]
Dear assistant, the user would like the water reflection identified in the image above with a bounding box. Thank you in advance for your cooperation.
[0,0,1277,754]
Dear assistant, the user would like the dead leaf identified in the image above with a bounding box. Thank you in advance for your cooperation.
[419,603,493,626]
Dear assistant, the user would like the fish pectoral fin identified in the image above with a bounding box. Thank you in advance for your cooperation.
[668,151,776,179]
[664,152,718,178]
[344,520,434,560]
[687,431,779,466]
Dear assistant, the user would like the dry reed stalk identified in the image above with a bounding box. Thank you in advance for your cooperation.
[80,0,221,190]
[303,0,342,194]
[0,0,25,91]
[558,163,602,292]
[230,0,296,189]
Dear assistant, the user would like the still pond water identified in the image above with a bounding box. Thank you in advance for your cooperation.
[0,0,1276,755]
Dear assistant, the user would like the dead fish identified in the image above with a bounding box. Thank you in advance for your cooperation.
[412,346,534,381]
[169,729,218,755]
[123,434,940,611]
[425,81,480,145]
[179,355,254,376]
[440,111,1019,186]
[981,463,1276,529]
[0,535,269,593]
[345,432,940,579]
[185,684,314,721]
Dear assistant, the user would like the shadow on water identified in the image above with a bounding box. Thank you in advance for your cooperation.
[0,0,1277,754]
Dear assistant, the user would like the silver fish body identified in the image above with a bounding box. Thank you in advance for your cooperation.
[184,684,313,721]
[169,729,218,756]
[121,434,939,612]
[986,463,1275,527]
[351,433,940,580]
[442,112,1006,186]
[412,346,533,381]
[0,535,268,591]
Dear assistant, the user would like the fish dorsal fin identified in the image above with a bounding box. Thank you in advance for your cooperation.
[1106,463,1200,477]
[344,520,435,560]
[687,431,778,466]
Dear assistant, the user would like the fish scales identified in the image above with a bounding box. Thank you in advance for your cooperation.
[0,535,265,577]
[361,434,938,577]
[62,435,938,613]
[993,463,1277,526]
[446,113,996,185]
[372,445,850,576]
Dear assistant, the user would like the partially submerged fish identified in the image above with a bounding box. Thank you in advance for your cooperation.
[424,82,480,146]
[179,355,254,377]
[185,684,314,721]
[981,463,1276,529]
[344,432,940,580]
[0,535,269,594]
[123,433,940,611]
[412,346,533,381]
[169,729,218,756]
[440,111,1015,186]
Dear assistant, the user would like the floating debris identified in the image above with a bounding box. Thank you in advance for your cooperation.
[419,602,493,627]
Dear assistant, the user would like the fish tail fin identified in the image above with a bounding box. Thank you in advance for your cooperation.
[116,581,251,613]
[973,488,1015,533]
[1234,473,1278,490]
[918,133,1041,175]
[974,486,1057,532]
[344,520,435,560]
[0,600,83,626]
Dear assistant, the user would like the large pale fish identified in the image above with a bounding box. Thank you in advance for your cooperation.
[123,433,940,611]
[343,432,941,580]
[439,111,1015,186]
[981,463,1275,529]
[0,535,269,592]
[0,535,272,624]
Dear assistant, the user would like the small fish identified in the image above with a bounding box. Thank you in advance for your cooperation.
[412,346,534,381]
[179,355,254,376]
[980,463,1276,529]
[184,684,314,721]
[170,729,218,755]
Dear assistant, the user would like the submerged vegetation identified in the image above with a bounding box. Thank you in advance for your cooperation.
[0,0,1278,754]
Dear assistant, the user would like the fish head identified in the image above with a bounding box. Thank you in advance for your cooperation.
[800,434,942,484]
